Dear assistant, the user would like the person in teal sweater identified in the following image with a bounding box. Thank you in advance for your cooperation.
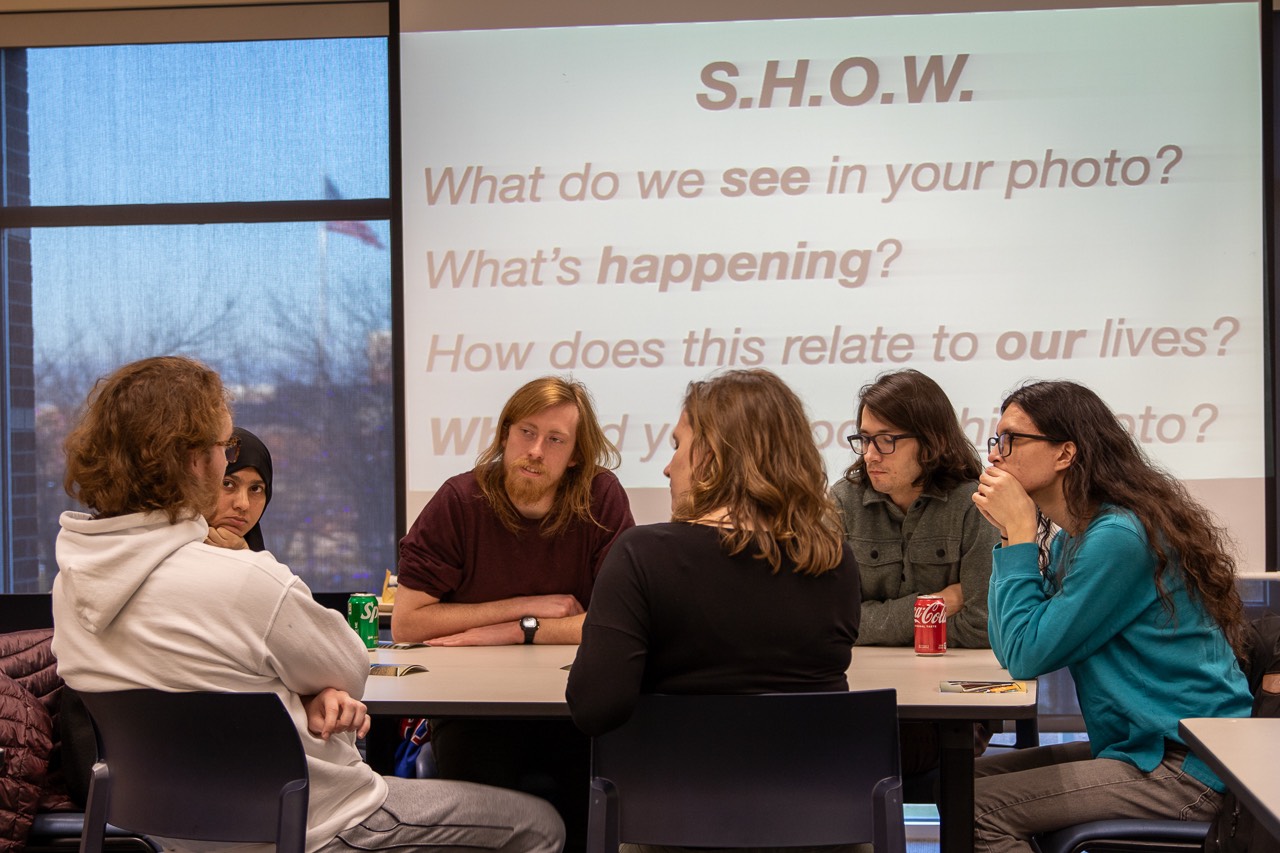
[970,380,1251,853]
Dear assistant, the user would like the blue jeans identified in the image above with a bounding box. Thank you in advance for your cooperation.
[973,741,1220,853]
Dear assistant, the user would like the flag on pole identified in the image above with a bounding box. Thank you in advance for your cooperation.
[324,176,386,249]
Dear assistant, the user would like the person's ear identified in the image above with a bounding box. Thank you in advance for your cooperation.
[1053,441,1077,472]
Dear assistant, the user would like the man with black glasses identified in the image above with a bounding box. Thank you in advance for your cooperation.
[831,369,999,779]
[832,369,997,650]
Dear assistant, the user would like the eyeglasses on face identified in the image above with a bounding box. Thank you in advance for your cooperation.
[986,431,1068,459]
[214,435,241,464]
[846,432,916,455]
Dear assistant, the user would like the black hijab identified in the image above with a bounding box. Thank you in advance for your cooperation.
[226,426,273,552]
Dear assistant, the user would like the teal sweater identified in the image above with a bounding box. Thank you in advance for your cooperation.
[989,506,1251,790]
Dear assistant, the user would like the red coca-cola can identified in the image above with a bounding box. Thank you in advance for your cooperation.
[914,594,947,655]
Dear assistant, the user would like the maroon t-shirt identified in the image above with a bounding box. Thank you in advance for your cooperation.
[397,468,635,607]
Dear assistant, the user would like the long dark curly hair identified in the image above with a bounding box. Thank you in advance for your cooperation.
[1004,380,1245,656]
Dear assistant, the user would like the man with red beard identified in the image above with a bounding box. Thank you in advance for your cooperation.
[392,376,634,852]
[394,375,634,646]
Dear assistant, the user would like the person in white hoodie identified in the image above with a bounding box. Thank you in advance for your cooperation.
[51,355,564,853]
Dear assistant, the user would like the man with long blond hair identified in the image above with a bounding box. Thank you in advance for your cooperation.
[52,356,564,853]
[394,375,633,645]
[394,375,634,853]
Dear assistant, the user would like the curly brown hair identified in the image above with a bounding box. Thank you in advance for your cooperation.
[1003,380,1246,656]
[474,376,620,536]
[63,356,229,523]
[843,369,982,492]
[674,369,843,576]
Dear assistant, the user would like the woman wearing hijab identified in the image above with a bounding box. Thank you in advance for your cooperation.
[205,425,273,551]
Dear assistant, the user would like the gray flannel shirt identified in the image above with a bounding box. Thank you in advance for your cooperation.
[831,476,997,648]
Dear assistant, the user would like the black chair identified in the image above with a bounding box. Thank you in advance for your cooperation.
[311,591,360,616]
[25,813,157,852]
[0,592,54,630]
[78,690,309,853]
[587,689,905,853]
[1034,819,1210,853]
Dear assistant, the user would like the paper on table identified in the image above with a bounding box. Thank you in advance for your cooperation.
[370,663,429,677]
[939,680,1026,694]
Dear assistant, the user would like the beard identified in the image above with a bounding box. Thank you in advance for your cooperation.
[504,456,560,508]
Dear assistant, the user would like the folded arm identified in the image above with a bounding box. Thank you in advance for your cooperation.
[301,687,371,740]
[391,585,585,644]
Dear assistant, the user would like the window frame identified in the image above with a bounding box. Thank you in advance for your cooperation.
[0,2,397,591]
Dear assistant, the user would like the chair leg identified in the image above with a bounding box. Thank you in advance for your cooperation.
[586,779,618,853]
[80,765,111,853]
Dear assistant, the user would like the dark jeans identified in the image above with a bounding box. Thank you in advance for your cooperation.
[900,719,943,777]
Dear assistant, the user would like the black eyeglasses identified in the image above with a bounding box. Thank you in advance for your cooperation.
[846,432,916,455]
[987,431,1068,459]
[214,435,241,464]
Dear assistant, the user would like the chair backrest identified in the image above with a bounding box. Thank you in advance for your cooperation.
[78,690,309,853]
[311,591,360,617]
[0,593,54,631]
[587,689,905,853]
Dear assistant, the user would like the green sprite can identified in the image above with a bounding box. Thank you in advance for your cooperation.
[347,593,379,649]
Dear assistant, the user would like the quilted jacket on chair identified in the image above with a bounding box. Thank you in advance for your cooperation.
[0,628,75,852]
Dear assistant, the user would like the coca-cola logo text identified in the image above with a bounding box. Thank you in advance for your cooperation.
[915,604,946,625]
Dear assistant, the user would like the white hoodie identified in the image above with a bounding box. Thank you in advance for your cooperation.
[52,510,387,852]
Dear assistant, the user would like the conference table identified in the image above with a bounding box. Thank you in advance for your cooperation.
[362,644,1037,853]
[1179,717,1280,843]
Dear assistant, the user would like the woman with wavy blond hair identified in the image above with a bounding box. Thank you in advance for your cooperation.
[568,368,860,736]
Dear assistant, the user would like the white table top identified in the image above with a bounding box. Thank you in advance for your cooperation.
[361,644,1036,720]
[1179,717,1280,842]
[849,646,1037,719]
[362,643,1033,853]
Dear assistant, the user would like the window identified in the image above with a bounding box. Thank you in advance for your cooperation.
[1,27,392,594]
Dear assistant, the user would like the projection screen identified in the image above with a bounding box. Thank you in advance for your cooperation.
[397,0,1268,570]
